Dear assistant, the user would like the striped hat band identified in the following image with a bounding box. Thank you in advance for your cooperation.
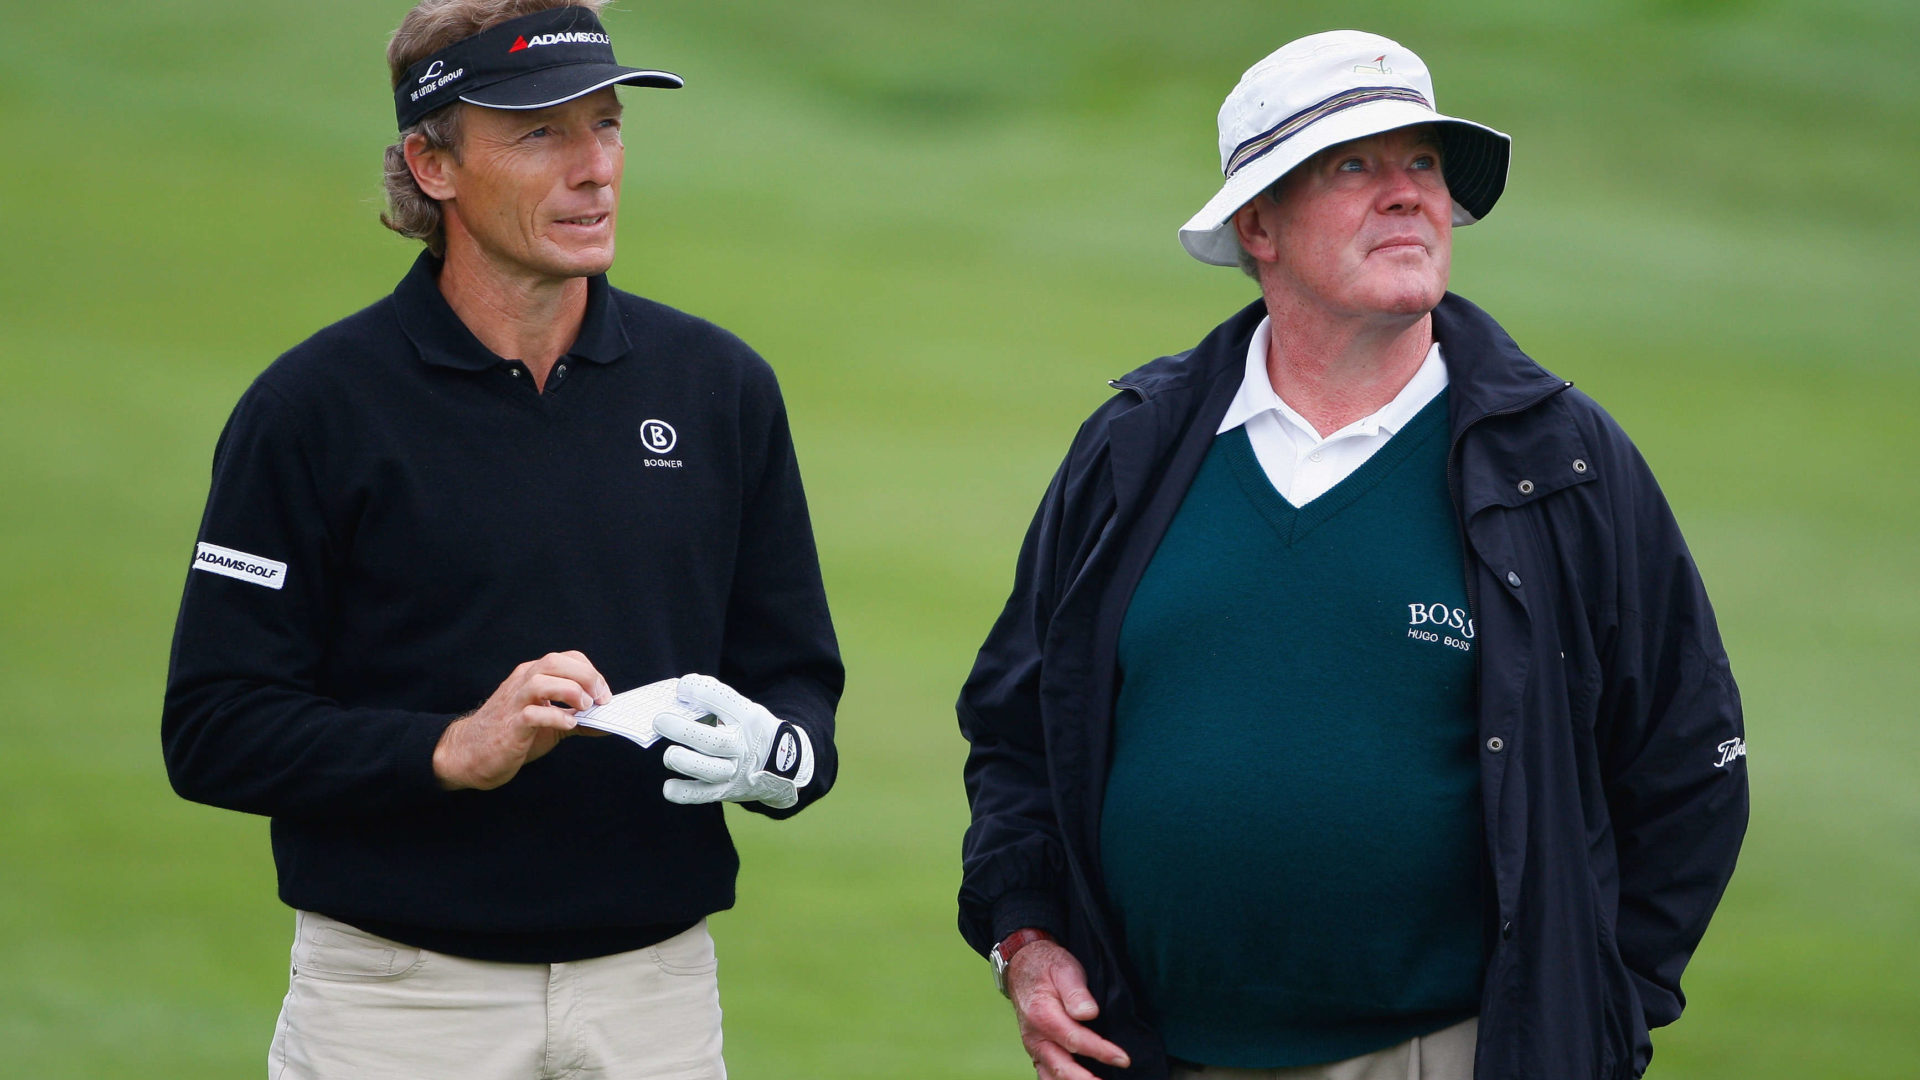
[1224,86,1432,179]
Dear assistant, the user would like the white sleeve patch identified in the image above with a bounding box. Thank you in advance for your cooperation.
[193,541,288,590]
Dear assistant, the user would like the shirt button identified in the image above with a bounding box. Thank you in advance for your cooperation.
[508,368,522,378]
[1500,921,1514,941]
[1309,451,1324,462]
[557,364,568,376]
[1572,459,1588,474]
[1517,479,1535,495]
[1487,736,1505,752]
[1506,571,1522,588]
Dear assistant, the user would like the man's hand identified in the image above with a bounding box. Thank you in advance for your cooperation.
[1009,940,1132,1078]
[655,674,813,809]
[433,651,611,791]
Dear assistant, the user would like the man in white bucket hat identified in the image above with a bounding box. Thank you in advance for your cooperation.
[959,29,1746,1080]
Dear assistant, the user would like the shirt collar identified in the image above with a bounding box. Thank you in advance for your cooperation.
[1216,314,1449,442]
[391,251,632,371]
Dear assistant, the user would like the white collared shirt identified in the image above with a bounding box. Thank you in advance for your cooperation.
[1216,316,1449,507]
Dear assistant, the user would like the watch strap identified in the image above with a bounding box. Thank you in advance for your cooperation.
[989,928,1054,998]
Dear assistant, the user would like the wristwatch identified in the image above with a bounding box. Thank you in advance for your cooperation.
[989,928,1054,998]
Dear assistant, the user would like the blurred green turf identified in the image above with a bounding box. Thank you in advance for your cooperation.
[2,0,1916,1076]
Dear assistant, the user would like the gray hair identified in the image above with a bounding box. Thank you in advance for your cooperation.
[379,0,613,253]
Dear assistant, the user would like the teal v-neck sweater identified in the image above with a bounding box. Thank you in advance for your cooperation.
[1100,392,1484,1068]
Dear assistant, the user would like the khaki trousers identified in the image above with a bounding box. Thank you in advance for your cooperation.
[1170,1018,1478,1080]
[269,911,725,1080]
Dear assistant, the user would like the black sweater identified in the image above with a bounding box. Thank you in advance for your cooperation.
[163,254,842,961]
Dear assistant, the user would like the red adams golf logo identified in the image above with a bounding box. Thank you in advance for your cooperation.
[511,31,611,53]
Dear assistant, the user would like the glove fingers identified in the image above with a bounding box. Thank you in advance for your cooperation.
[675,674,762,726]
[662,778,728,805]
[663,745,736,784]
[654,709,741,758]
[746,774,799,810]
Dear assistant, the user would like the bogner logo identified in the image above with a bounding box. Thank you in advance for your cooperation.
[193,542,287,590]
[640,419,681,467]
[510,31,611,52]
[1407,602,1473,652]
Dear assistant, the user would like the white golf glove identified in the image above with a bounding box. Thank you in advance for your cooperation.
[656,674,813,809]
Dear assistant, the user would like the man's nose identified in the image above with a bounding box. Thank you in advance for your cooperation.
[1378,164,1428,214]
[572,134,619,187]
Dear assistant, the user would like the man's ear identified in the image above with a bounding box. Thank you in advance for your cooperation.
[1231,199,1279,265]
[404,132,457,202]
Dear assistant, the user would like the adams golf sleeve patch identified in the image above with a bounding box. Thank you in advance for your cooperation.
[193,542,288,590]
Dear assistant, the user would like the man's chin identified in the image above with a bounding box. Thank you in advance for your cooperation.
[1365,277,1447,317]
[529,236,617,280]
[557,248,616,279]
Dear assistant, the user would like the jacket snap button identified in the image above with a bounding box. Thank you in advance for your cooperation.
[1506,571,1522,588]
[1572,459,1588,474]
[1517,479,1534,495]
[508,368,522,378]
[1487,736,1505,752]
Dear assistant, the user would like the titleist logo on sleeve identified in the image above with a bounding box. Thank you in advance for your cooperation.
[193,542,288,590]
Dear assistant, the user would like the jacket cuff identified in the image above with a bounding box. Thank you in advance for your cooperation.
[988,889,1067,955]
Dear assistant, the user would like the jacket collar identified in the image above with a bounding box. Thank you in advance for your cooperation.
[1429,292,1569,428]
[1112,293,1569,429]
[1101,302,1258,527]
[391,251,632,371]
[1109,299,1265,400]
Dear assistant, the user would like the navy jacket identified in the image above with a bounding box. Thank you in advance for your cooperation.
[958,294,1747,1080]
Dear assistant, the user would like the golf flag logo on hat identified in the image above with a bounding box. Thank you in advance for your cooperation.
[510,35,530,52]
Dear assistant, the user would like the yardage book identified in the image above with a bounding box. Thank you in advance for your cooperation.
[572,677,712,748]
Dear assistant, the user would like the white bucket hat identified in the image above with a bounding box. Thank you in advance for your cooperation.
[1178,30,1511,266]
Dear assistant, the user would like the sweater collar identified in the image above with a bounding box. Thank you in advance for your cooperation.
[392,252,632,372]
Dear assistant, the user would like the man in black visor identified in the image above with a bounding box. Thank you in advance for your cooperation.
[161,2,842,1076]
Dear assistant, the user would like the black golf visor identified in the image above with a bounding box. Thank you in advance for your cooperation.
[395,6,681,130]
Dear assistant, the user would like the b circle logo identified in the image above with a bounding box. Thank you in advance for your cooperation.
[640,419,677,455]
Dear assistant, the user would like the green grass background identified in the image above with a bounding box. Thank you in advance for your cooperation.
[2,0,1916,1075]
